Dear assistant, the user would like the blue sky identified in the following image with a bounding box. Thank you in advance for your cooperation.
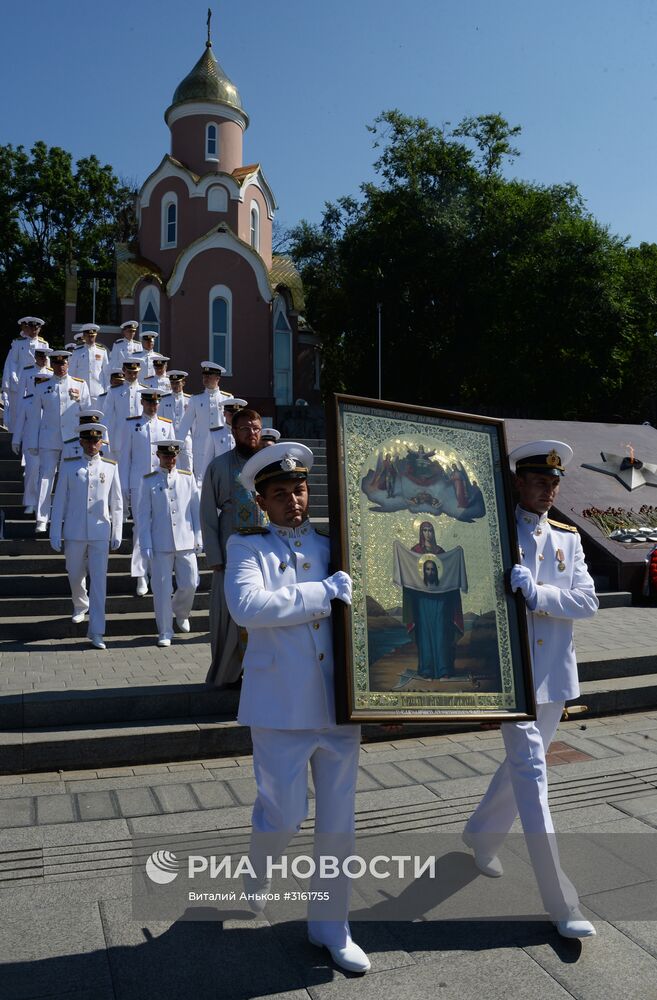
[3,0,657,244]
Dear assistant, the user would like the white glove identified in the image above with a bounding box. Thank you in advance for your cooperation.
[324,570,353,605]
[50,537,62,553]
[111,537,121,551]
[510,564,537,609]
[11,443,20,455]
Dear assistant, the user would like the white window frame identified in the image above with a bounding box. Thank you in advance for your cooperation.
[161,192,178,249]
[250,200,260,252]
[140,285,161,335]
[205,121,219,162]
[209,284,232,375]
[207,185,228,212]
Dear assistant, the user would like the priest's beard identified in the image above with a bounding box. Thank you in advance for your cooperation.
[236,443,260,459]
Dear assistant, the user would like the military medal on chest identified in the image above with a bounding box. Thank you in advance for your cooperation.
[556,548,566,572]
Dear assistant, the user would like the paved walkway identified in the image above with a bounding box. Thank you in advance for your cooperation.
[0,710,656,999]
[0,606,654,694]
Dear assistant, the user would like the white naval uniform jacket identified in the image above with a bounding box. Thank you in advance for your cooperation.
[50,454,123,545]
[178,389,233,478]
[517,506,598,704]
[3,335,49,391]
[108,337,142,369]
[119,415,175,492]
[26,375,91,451]
[68,343,110,398]
[225,522,339,730]
[101,382,147,456]
[139,468,202,553]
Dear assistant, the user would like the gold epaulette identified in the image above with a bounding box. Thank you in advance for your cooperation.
[101,457,116,465]
[71,376,85,383]
[178,469,192,475]
[183,392,191,398]
[158,416,172,423]
[97,344,107,350]
[548,518,578,533]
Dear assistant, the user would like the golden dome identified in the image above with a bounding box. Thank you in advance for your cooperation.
[171,42,244,114]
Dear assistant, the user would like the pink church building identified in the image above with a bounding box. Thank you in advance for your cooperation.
[66,25,318,418]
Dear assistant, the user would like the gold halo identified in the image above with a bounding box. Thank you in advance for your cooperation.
[412,516,438,533]
[417,554,443,582]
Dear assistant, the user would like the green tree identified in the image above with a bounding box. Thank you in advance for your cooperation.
[0,141,136,352]
[290,111,657,422]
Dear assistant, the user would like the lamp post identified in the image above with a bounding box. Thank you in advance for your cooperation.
[377,302,382,399]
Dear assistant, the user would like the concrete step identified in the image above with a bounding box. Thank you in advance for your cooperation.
[0,551,209,575]
[0,681,240,730]
[0,716,253,774]
[597,592,633,609]
[0,608,210,640]
[2,519,135,540]
[577,653,657,683]
[0,589,211,617]
[0,569,212,597]
[573,674,657,715]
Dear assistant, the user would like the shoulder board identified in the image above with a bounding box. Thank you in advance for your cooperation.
[137,383,150,390]
[97,344,107,350]
[548,518,578,533]
[24,365,35,370]
[24,393,33,399]
[63,436,77,444]
[183,392,191,398]
[158,416,172,423]
[64,456,79,462]
[127,415,141,420]
[237,527,270,535]
[71,376,85,383]
[314,525,330,537]
[178,469,192,475]
[101,457,116,465]
[73,345,84,351]
[144,470,159,478]
[98,392,107,398]
[115,338,126,344]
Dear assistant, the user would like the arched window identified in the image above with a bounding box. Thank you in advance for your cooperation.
[207,185,228,212]
[161,193,178,249]
[209,284,232,374]
[273,297,292,405]
[140,285,160,336]
[206,122,219,161]
[250,201,260,252]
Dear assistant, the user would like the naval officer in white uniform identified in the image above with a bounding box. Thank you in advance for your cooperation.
[139,440,202,646]
[463,440,599,939]
[177,361,233,484]
[109,320,142,369]
[49,423,123,650]
[68,324,110,404]
[224,442,369,974]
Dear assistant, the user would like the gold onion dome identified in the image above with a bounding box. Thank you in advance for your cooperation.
[171,41,244,115]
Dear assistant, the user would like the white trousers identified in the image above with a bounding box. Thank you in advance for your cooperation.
[249,725,361,947]
[22,449,40,506]
[150,549,198,638]
[64,538,109,636]
[129,486,147,578]
[464,701,579,919]
[37,448,62,522]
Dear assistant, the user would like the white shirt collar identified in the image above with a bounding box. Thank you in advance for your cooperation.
[516,504,549,528]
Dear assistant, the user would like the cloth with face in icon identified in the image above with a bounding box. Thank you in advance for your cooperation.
[392,540,467,679]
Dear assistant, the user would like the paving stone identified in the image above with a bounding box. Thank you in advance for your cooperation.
[128,803,252,836]
[36,793,77,825]
[152,783,201,814]
[190,781,236,810]
[0,781,65,799]
[611,791,657,819]
[428,754,481,779]
[115,786,161,817]
[359,762,413,789]
[394,758,450,783]
[221,775,257,805]
[76,791,119,821]
[451,751,500,774]
[0,796,35,828]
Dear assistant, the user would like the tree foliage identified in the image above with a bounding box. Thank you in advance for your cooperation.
[290,110,657,422]
[0,141,136,350]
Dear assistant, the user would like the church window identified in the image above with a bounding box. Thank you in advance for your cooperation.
[273,298,292,405]
[250,201,260,252]
[208,185,228,212]
[206,122,219,160]
[140,285,160,336]
[161,193,178,249]
[209,284,232,374]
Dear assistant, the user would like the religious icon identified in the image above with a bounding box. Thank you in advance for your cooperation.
[327,394,535,723]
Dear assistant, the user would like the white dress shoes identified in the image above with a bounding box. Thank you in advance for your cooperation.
[71,611,86,624]
[554,914,596,939]
[308,933,371,974]
[462,830,504,877]
[89,635,106,650]
[35,520,47,533]
[136,576,149,596]
[157,635,171,647]
[176,617,191,633]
